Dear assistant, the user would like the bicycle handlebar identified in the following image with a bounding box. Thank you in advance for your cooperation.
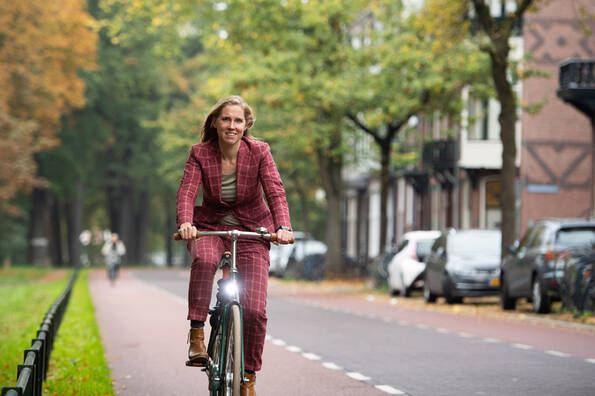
[173,230,294,244]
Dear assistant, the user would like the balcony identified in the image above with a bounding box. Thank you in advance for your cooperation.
[557,58,595,119]
[422,139,457,170]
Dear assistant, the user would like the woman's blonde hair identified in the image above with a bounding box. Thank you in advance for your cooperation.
[201,95,255,143]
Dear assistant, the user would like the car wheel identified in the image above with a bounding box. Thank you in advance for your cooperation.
[423,280,437,303]
[532,276,551,314]
[444,278,463,304]
[400,274,412,297]
[500,274,517,310]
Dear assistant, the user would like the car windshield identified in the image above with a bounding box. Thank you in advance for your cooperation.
[416,239,436,258]
[556,227,595,248]
[450,232,501,255]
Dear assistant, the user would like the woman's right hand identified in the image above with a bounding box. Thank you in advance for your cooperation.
[179,222,198,240]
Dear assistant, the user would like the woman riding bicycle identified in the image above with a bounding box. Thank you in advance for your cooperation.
[176,95,293,396]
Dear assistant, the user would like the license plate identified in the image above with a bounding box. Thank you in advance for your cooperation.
[489,277,500,287]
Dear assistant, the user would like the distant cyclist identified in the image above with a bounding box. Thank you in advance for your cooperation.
[101,232,126,284]
[177,96,293,395]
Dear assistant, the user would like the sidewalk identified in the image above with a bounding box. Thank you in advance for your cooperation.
[89,269,385,396]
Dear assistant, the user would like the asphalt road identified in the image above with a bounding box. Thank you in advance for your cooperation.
[98,269,595,396]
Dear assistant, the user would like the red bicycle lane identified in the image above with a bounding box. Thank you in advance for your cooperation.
[89,269,389,396]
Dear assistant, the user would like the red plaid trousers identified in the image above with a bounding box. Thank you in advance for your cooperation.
[187,225,269,372]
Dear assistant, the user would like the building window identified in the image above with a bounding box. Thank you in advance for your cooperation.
[485,179,501,229]
[467,97,489,140]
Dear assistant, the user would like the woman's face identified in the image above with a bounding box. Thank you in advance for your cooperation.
[213,104,246,147]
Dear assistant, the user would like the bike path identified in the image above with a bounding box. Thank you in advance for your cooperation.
[89,269,387,395]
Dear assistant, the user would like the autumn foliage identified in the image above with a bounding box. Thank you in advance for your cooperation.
[0,0,97,213]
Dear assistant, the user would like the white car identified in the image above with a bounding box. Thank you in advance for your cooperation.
[387,231,441,296]
[269,231,307,277]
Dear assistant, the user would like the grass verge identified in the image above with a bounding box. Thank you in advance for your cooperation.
[0,267,68,385]
[44,269,114,395]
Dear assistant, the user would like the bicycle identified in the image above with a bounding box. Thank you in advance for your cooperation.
[174,227,292,396]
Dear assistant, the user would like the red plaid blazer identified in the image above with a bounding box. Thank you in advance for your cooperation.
[176,137,291,233]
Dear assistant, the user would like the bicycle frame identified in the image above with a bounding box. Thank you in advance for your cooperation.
[184,228,276,395]
[207,252,245,394]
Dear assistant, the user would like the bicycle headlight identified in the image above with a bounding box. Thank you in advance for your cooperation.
[224,280,239,296]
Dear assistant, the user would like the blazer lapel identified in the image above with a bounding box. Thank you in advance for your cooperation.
[236,138,249,202]
[209,140,223,203]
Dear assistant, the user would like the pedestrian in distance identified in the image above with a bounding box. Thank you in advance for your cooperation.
[101,232,126,285]
[176,95,293,395]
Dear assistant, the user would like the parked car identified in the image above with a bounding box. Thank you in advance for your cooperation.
[424,229,501,304]
[387,230,441,296]
[269,231,307,277]
[285,238,328,281]
[501,218,595,313]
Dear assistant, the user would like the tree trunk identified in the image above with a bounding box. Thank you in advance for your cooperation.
[316,135,343,277]
[490,48,517,255]
[295,181,311,234]
[28,187,50,266]
[166,195,174,267]
[48,192,63,266]
[379,141,391,254]
[66,180,84,267]
[133,189,149,266]
[119,183,135,265]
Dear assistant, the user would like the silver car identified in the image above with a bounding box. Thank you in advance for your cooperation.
[424,229,501,304]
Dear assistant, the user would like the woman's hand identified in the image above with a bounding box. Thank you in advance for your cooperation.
[179,222,198,240]
[275,229,293,245]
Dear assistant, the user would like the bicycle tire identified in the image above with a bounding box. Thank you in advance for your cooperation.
[221,304,242,396]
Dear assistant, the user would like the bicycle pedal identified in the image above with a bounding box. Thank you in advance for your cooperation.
[185,360,207,368]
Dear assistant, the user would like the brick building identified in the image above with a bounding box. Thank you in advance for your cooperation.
[341,0,595,263]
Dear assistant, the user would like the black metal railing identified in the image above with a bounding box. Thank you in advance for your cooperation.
[559,59,595,90]
[2,269,79,396]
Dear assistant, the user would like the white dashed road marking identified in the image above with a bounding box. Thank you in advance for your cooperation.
[545,350,570,358]
[375,385,406,394]
[270,297,594,396]
[322,362,342,370]
[302,352,321,361]
[346,372,371,381]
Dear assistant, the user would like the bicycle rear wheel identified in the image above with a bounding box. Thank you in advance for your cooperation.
[221,304,242,396]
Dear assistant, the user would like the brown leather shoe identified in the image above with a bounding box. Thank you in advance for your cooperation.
[241,372,256,396]
[187,328,208,365]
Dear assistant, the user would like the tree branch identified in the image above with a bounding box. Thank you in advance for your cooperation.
[471,0,496,39]
[346,113,381,143]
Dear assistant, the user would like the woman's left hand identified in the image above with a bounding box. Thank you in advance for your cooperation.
[275,229,294,245]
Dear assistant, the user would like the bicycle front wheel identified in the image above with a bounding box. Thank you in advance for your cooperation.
[221,304,242,396]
